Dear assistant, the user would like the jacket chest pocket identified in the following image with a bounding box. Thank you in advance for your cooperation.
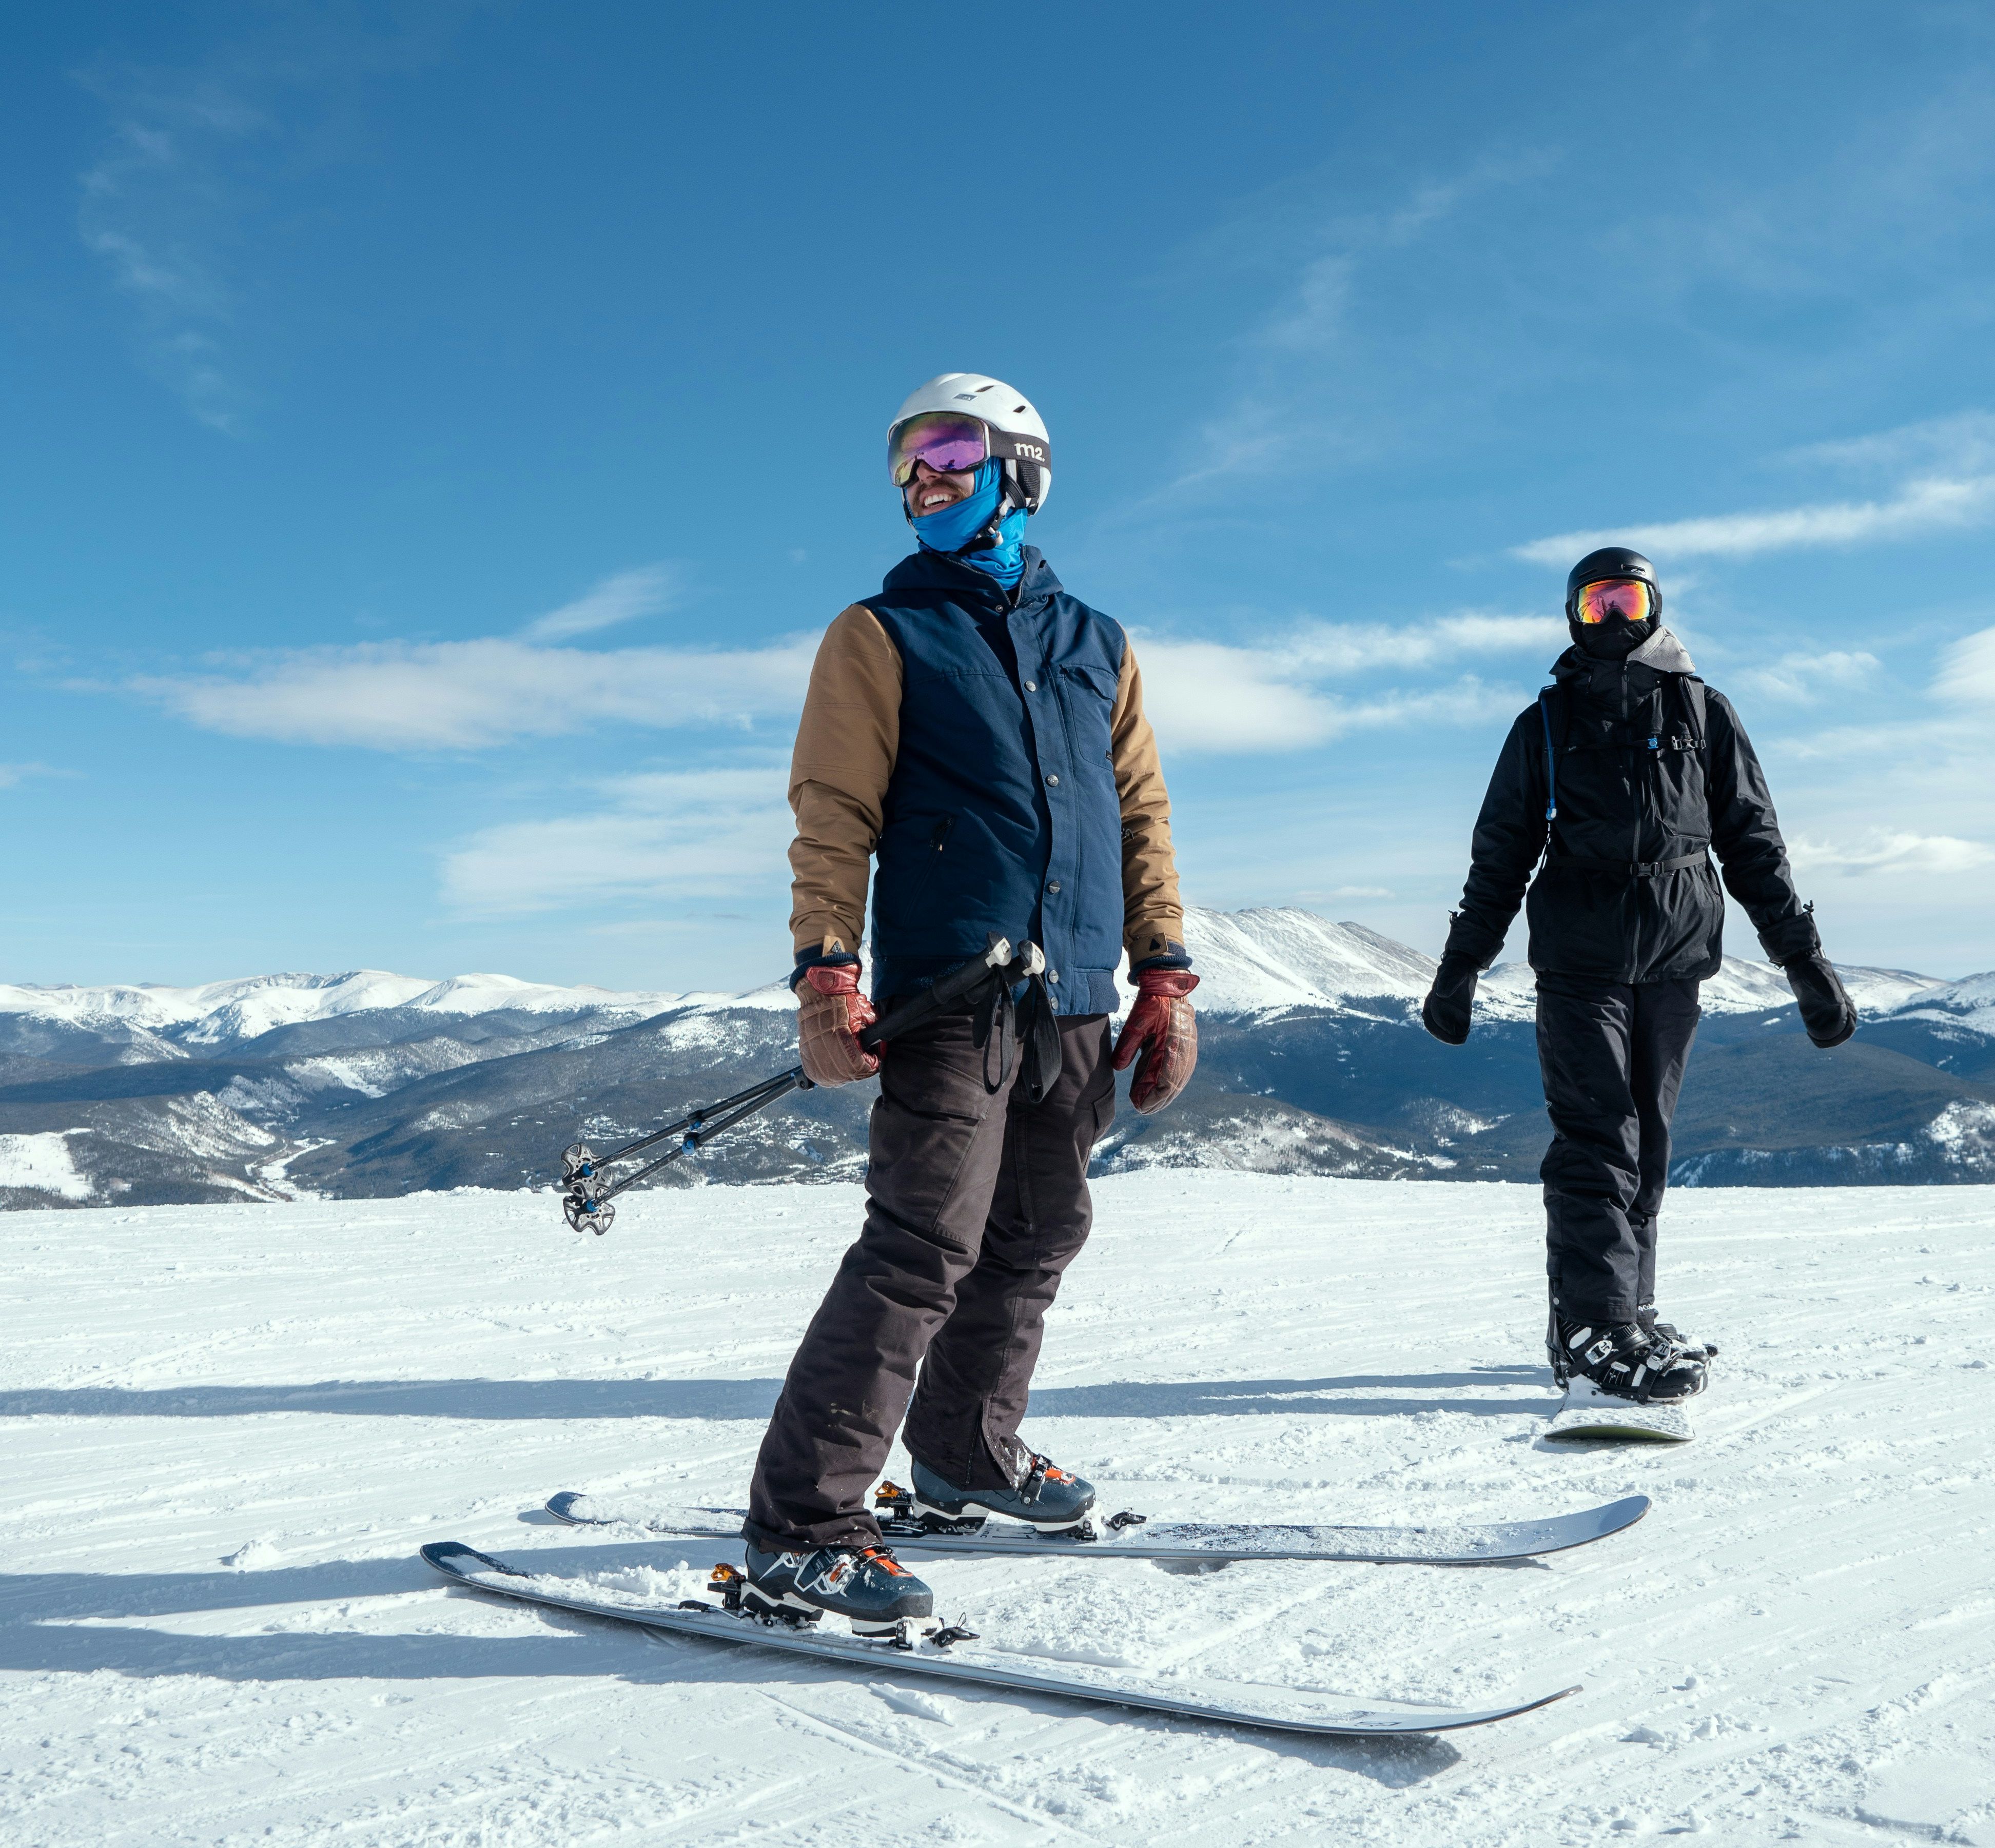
[1649,737,1708,828]
[1054,664,1118,780]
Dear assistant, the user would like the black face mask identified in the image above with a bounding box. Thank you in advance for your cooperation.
[1571,616,1655,659]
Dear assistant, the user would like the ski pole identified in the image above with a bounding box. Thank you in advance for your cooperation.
[558,934,1040,1233]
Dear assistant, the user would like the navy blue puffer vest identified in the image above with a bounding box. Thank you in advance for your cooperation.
[862,546,1126,1016]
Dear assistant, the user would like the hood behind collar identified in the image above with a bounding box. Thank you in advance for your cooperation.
[1630,627,1695,673]
[1553,625,1695,681]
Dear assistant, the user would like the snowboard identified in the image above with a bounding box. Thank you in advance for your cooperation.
[422,1539,1578,1737]
[544,1487,1651,1565]
[1542,1377,1695,1443]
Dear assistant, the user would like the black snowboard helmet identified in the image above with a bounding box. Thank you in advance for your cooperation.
[1566,545,1661,656]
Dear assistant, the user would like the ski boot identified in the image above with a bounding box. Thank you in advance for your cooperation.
[906,1443,1097,1536]
[740,1541,933,1637]
[1638,1302,1719,1365]
[1550,1314,1708,1403]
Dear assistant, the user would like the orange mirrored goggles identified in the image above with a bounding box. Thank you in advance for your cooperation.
[1573,578,1655,625]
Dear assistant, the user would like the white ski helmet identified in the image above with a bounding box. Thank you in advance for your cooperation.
[887,373,1052,515]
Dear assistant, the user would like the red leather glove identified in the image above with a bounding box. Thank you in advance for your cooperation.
[1111,968,1199,1115]
[796,965,879,1086]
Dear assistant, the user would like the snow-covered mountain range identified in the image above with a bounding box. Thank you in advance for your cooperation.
[0,906,1988,1206]
[0,911,1950,1038]
[1173,907,1946,1021]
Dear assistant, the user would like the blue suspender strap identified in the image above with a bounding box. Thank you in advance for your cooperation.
[1538,689,1558,820]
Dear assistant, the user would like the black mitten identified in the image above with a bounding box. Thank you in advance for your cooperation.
[1421,952,1480,1045]
[1784,955,1856,1049]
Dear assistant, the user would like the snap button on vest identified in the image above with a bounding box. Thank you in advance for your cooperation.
[1047,880,1061,893]
[1045,773,1059,786]
[1024,680,1036,692]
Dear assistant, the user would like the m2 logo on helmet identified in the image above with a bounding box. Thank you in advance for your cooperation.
[1012,441,1046,462]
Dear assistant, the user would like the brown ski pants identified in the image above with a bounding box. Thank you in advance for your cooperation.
[743,1007,1115,1550]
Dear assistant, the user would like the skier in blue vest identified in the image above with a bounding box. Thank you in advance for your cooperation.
[739,374,1198,1633]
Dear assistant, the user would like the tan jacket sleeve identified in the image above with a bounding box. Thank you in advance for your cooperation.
[1110,639,1187,962]
[788,605,903,961]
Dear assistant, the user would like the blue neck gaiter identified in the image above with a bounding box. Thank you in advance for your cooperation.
[909,459,1027,588]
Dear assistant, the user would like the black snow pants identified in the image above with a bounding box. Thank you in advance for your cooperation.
[744,1006,1116,1551]
[1536,972,1701,1325]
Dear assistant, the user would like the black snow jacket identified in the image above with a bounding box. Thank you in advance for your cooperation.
[1442,629,1818,983]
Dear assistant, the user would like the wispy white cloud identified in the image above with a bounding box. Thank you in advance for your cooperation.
[128,582,1557,759]
[1287,613,1566,673]
[74,14,467,432]
[1785,410,1995,476]
[129,634,814,751]
[1513,475,1995,565]
[1789,831,1995,877]
[0,763,71,790]
[1138,647,1522,754]
[440,768,792,915]
[1133,611,1559,753]
[76,78,268,432]
[1516,410,1995,566]
[1739,626,1995,959]
[1135,639,1336,750]
[519,566,681,642]
[1738,650,1883,704]
[1132,150,1561,508]
[1935,625,1995,706]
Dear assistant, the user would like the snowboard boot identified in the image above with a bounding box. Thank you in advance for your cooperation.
[908,1445,1097,1535]
[1637,1302,1719,1364]
[740,1541,934,1636]
[1550,1314,1708,1404]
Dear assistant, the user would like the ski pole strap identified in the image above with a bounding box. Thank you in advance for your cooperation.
[1546,849,1710,878]
[1015,972,1063,1106]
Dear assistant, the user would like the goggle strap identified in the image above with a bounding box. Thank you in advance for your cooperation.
[985,428,1050,471]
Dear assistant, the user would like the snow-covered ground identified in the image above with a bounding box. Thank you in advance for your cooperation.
[2,1173,1990,1845]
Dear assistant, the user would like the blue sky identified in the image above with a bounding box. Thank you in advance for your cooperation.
[4,2,1994,990]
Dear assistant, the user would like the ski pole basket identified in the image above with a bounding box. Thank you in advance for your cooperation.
[558,933,1042,1233]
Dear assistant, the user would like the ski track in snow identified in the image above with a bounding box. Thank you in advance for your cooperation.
[0,1173,1990,1845]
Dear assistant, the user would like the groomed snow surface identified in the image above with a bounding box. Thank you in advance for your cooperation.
[2,1173,1989,1845]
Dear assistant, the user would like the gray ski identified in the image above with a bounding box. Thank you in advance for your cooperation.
[422,1540,1577,1737]
[543,1488,1650,1565]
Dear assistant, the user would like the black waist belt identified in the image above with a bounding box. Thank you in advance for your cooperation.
[1547,849,1710,878]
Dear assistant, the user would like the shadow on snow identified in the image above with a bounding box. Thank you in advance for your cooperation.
[0,1369,1555,1423]
[0,1547,1462,1786]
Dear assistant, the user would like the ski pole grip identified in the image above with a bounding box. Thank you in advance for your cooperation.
[857,934,1015,1050]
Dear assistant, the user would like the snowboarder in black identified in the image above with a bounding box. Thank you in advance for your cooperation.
[1421,546,1854,1405]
